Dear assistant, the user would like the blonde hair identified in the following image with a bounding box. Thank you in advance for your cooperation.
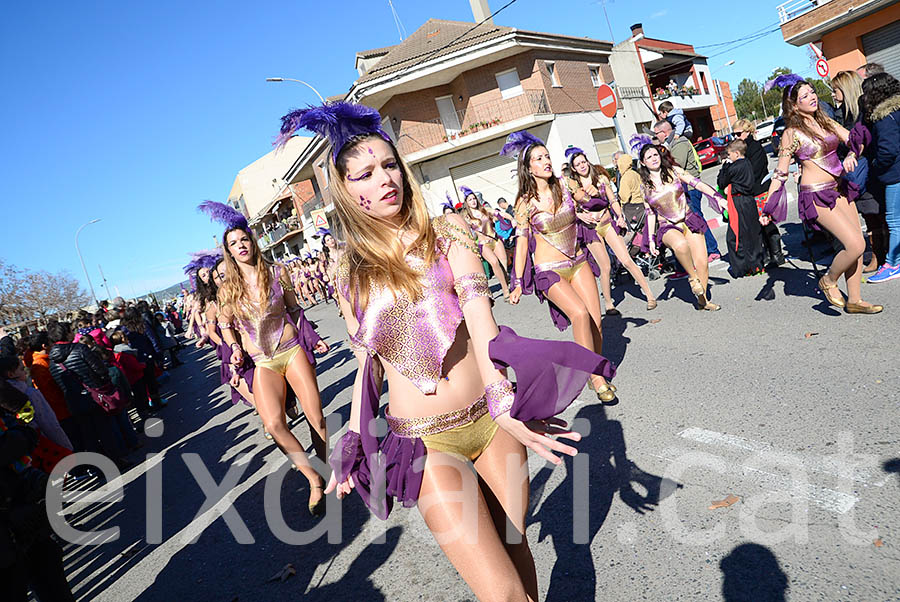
[830,70,864,123]
[732,119,754,134]
[217,227,273,321]
[329,134,436,313]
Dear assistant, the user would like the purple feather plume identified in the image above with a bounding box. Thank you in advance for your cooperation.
[628,134,654,159]
[275,102,390,158]
[564,146,585,161]
[499,130,545,158]
[764,73,805,93]
[459,185,475,198]
[198,200,248,232]
[183,249,221,275]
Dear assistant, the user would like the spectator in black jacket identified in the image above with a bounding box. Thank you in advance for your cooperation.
[0,382,76,602]
[47,322,126,461]
[862,72,900,283]
[119,309,166,411]
[832,70,888,272]
[733,119,785,266]
[718,139,766,277]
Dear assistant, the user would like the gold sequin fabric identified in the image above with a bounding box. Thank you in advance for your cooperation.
[386,396,487,438]
[643,179,688,224]
[453,272,490,308]
[529,187,578,258]
[235,264,295,359]
[337,216,473,394]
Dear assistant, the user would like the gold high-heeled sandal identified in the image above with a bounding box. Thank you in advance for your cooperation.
[688,277,704,297]
[309,484,325,516]
[589,380,617,402]
[818,276,845,308]
[647,298,658,310]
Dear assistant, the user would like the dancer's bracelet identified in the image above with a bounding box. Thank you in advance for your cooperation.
[485,379,515,419]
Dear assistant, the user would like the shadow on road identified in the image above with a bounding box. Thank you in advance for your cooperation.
[528,403,681,601]
[720,542,789,602]
[883,458,900,487]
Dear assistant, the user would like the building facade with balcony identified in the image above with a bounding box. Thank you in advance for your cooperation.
[285,18,647,214]
[611,23,730,140]
[778,0,900,77]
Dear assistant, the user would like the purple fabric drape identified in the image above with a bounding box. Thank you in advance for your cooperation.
[286,308,323,366]
[849,122,872,157]
[329,327,616,520]
[762,185,788,224]
[511,231,571,331]
[328,354,426,520]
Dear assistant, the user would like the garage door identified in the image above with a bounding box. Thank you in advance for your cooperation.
[863,20,900,79]
[450,153,519,208]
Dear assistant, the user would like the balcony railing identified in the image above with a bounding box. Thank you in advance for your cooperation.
[258,216,302,250]
[395,89,550,156]
[618,86,649,100]
[776,0,833,23]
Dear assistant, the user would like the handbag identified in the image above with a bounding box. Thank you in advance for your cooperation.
[58,362,127,415]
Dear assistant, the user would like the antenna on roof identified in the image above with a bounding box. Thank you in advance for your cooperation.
[388,0,407,41]
[597,0,615,44]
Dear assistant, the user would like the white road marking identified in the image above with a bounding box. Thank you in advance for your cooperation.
[679,428,885,486]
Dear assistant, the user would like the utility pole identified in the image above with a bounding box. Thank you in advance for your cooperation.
[759,87,769,120]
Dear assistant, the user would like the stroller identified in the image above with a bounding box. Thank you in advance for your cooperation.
[612,203,662,283]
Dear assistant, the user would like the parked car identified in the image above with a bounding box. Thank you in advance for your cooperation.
[769,116,786,157]
[693,137,729,167]
[755,119,775,143]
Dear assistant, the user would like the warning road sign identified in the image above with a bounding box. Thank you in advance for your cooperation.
[311,209,329,230]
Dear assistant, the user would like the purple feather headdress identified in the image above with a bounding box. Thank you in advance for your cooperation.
[564,146,585,161]
[182,249,221,275]
[314,227,332,239]
[628,134,654,159]
[500,130,545,159]
[198,200,248,232]
[442,192,455,212]
[276,101,390,159]
[763,73,805,93]
[459,185,476,199]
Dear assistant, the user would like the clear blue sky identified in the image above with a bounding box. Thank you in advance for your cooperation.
[2,0,812,299]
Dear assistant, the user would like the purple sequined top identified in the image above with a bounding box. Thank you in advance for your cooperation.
[234,264,298,359]
[567,176,610,212]
[337,216,468,395]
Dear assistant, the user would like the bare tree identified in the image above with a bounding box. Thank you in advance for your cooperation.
[0,258,26,325]
[2,261,91,325]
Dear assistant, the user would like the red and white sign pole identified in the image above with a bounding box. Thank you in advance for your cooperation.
[597,82,627,155]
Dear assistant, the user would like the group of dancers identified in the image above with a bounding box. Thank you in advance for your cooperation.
[175,72,883,600]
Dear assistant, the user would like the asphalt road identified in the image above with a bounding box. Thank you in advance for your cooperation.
[57,183,899,601]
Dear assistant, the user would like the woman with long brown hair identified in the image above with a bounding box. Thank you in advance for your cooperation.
[762,74,883,313]
[460,186,511,299]
[507,131,617,402]
[563,147,657,312]
[278,103,613,600]
[637,141,726,310]
[199,201,332,514]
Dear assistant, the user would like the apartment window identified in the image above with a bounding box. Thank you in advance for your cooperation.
[589,65,602,87]
[495,68,523,99]
[591,127,620,163]
[700,71,709,95]
[381,116,396,142]
[317,160,329,189]
[546,61,560,87]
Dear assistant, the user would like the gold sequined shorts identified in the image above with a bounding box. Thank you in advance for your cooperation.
[387,397,499,461]
[535,253,589,282]
[253,342,303,376]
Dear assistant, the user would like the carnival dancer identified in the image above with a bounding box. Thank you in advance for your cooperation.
[762,74,883,313]
[460,187,511,299]
[277,102,614,599]
[635,138,727,311]
[563,147,657,311]
[199,201,332,515]
[506,131,617,402]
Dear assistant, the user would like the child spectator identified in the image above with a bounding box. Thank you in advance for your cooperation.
[718,139,766,276]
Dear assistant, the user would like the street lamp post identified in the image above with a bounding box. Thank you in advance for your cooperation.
[265,78,326,103]
[75,219,101,305]
[759,87,769,120]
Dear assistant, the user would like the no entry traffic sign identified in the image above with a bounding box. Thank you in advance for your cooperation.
[596,84,617,118]
[816,58,829,78]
